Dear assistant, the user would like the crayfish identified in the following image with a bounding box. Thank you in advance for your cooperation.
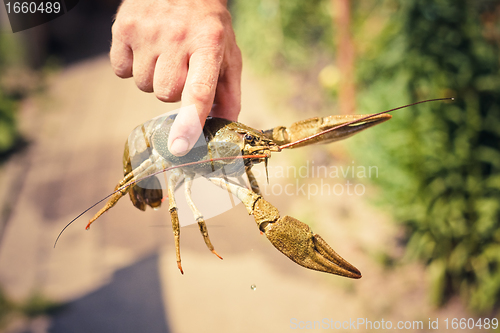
[55,98,452,278]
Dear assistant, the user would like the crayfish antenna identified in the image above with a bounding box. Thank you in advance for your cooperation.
[276,97,454,150]
[53,191,119,247]
[265,157,269,184]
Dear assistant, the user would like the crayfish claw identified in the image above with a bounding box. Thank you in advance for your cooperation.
[264,216,361,278]
[207,177,361,278]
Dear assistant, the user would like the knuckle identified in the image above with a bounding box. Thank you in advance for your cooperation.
[155,88,181,102]
[136,78,153,93]
[138,85,153,93]
[197,19,225,46]
[189,82,213,104]
[112,17,136,42]
[203,24,225,46]
[114,67,131,79]
[208,25,225,44]
[111,58,132,78]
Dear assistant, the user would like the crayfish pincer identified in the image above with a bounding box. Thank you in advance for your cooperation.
[210,177,361,278]
[55,98,452,277]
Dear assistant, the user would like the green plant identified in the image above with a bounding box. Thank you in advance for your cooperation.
[352,0,500,313]
[19,291,61,318]
[0,288,61,329]
[0,33,21,157]
[231,0,333,72]
[0,288,16,327]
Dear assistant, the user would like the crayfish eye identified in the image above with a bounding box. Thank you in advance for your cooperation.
[244,134,255,142]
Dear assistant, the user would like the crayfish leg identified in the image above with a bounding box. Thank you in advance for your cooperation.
[86,157,160,229]
[167,168,184,274]
[245,166,261,195]
[85,171,135,230]
[184,173,223,260]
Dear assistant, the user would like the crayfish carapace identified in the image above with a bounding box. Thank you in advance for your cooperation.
[56,98,453,278]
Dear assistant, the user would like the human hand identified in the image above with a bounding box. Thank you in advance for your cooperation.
[110,0,242,156]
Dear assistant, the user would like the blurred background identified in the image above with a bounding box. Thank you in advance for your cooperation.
[1,0,500,332]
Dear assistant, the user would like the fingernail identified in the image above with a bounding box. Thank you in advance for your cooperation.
[169,137,190,156]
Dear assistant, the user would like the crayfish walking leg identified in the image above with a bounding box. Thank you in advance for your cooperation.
[183,172,223,260]
[167,168,184,274]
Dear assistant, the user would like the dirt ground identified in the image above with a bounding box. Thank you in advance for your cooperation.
[0,56,473,332]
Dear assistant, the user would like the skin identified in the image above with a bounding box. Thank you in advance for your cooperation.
[110,0,242,156]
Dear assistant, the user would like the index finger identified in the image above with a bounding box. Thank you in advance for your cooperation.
[167,48,222,156]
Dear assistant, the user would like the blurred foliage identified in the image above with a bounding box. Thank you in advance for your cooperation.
[351,0,500,313]
[231,0,333,71]
[230,0,339,115]
[0,89,17,156]
[231,0,500,313]
[0,287,16,327]
[0,33,21,157]
[0,287,61,329]
[20,291,61,318]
